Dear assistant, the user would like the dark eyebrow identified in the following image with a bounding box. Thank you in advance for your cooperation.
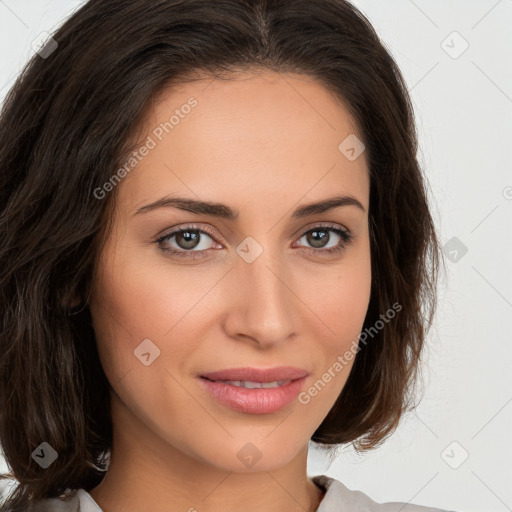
[133,194,365,219]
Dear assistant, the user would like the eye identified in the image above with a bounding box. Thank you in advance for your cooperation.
[155,223,354,260]
[293,224,354,256]
[155,224,219,260]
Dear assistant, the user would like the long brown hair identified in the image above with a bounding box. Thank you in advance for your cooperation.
[0,0,441,508]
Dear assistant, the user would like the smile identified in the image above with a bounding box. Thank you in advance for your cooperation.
[204,378,292,389]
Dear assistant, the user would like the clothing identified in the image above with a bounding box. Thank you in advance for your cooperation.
[26,474,457,511]
[312,475,457,511]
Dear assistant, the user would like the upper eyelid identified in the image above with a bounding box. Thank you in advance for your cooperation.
[291,222,351,239]
[158,222,351,246]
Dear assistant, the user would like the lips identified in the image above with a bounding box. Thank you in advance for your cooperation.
[198,367,309,414]
[200,366,309,383]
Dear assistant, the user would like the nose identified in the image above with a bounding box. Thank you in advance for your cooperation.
[222,248,299,349]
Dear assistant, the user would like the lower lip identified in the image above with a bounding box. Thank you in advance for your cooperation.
[198,376,308,414]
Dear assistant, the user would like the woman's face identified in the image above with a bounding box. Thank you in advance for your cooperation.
[89,70,371,472]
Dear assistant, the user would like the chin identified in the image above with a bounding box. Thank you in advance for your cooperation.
[191,433,308,473]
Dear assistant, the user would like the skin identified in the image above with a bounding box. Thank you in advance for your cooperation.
[88,70,371,512]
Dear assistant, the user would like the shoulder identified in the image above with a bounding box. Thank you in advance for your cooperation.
[32,490,101,512]
[3,492,81,512]
[312,474,459,512]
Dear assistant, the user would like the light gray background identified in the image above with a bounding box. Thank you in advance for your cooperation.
[0,1,511,511]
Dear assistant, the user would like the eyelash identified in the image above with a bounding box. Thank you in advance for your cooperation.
[155,223,354,260]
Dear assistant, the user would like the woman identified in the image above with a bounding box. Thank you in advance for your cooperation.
[0,0,450,511]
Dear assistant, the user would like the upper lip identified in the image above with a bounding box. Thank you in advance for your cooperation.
[200,366,309,383]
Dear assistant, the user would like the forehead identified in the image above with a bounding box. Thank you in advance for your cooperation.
[118,70,369,216]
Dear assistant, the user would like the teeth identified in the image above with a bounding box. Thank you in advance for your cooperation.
[220,380,291,388]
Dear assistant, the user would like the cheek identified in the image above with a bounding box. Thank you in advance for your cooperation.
[88,255,209,439]
[296,267,371,419]
[312,245,371,342]
[89,246,217,383]
[106,270,188,337]
[303,243,371,394]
